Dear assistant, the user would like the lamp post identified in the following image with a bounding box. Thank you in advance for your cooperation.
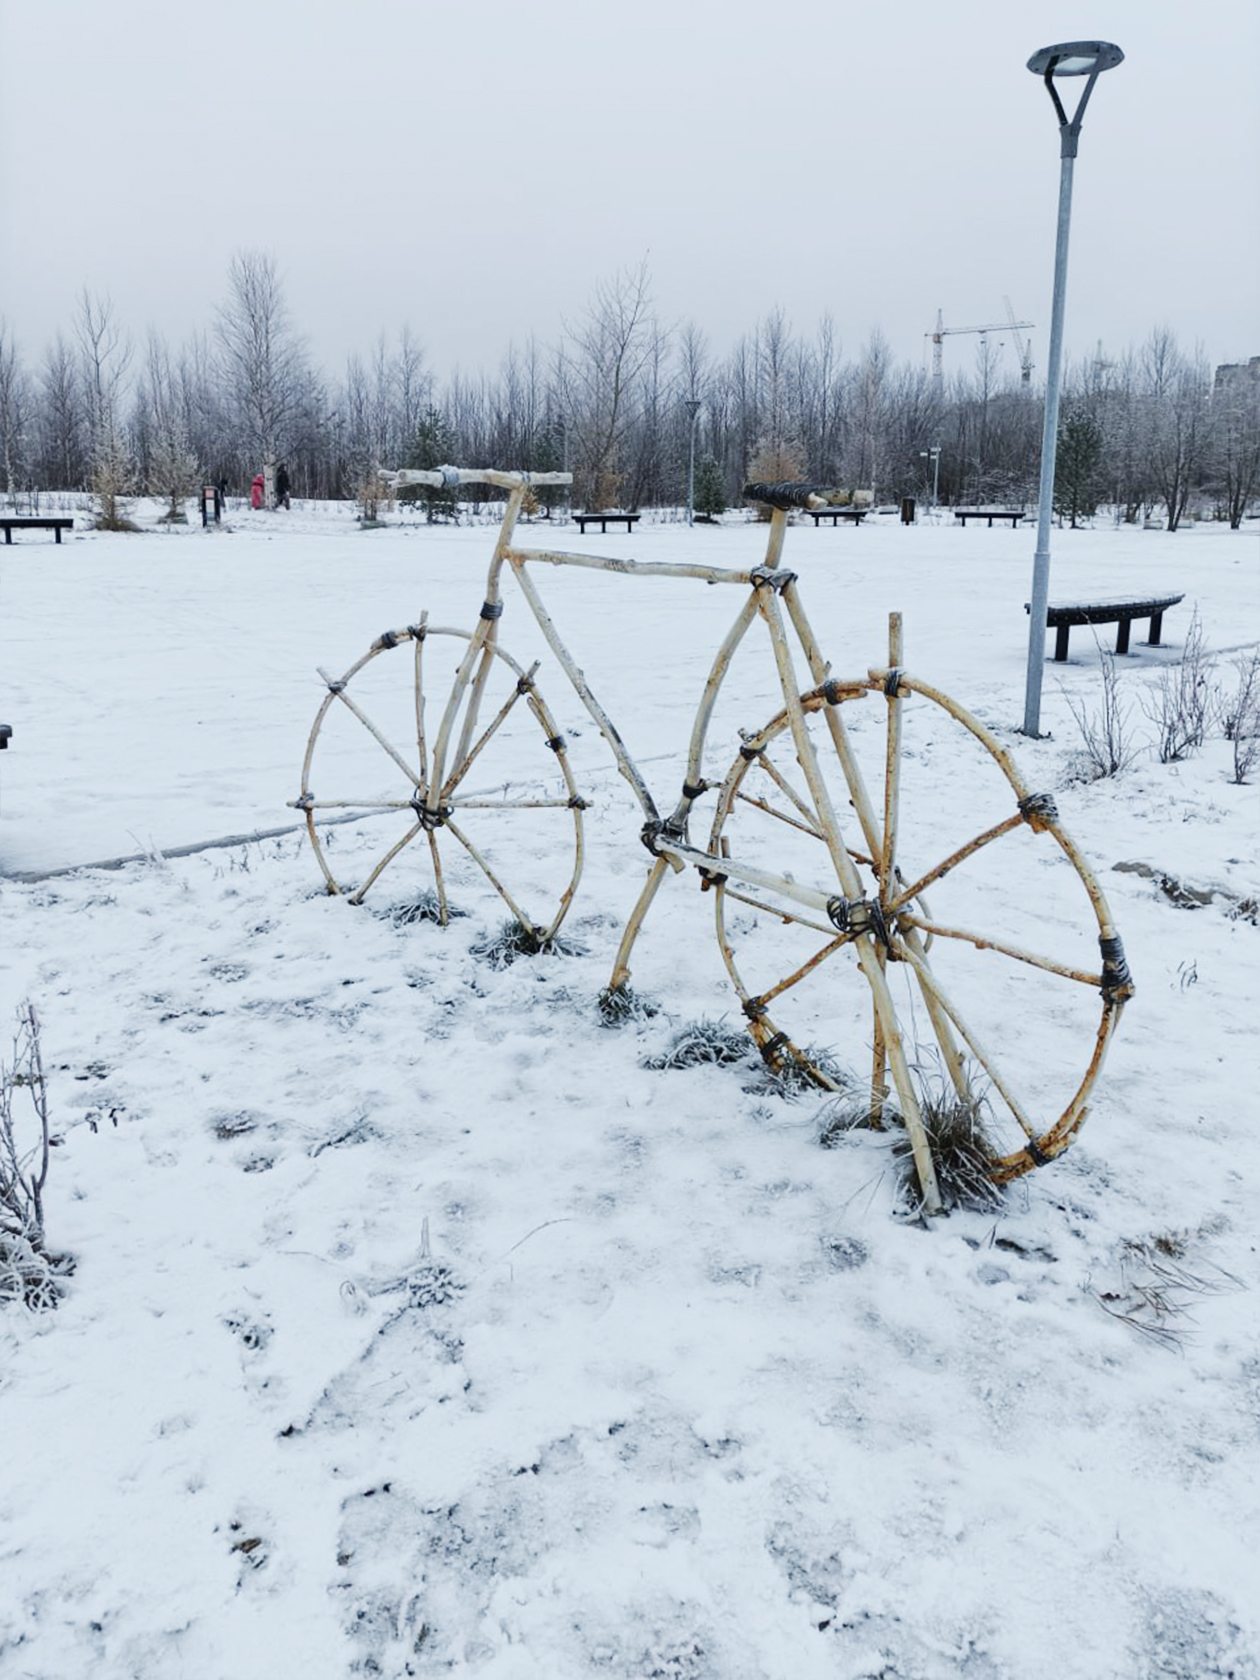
[684,399,702,526]
[1022,39,1124,737]
[919,445,941,513]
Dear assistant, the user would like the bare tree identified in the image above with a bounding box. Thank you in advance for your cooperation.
[215,251,308,506]
[561,259,661,509]
[1208,360,1260,529]
[0,320,31,500]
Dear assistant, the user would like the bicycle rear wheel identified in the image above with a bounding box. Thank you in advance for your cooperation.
[707,670,1130,1183]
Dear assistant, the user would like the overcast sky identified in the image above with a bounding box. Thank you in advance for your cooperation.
[2,0,1256,390]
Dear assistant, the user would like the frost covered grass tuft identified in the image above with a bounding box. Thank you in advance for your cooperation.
[642,1018,754,1070]
[893,1082,1006,1215]
[470,918,585,968]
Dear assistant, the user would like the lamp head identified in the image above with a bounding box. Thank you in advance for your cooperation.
[1028,41,1123,76]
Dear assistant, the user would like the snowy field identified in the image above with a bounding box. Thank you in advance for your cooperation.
[1,498,1258,1679]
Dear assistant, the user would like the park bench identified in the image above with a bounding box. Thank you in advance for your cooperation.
[1027,593,1185,662]
[806,508,869,527]
[1,516,75,544]
[954,509,1025,528]
[573,512,640,535]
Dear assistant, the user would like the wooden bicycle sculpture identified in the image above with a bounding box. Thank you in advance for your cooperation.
[293,468,1133,1214]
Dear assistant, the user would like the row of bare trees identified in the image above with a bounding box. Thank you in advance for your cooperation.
[0,255,1256,526]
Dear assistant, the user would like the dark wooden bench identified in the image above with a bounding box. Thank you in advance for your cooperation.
[807,508,869,526]
[573,512,640,535]
[954,509,1025,528]
[1026,593,1185,661]
[1,516,75,544]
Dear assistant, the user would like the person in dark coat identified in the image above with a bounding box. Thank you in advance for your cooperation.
[275,462,291,510]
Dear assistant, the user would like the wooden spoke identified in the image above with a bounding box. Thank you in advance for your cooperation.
[897,944,1036,1138]
[750,932,851,1008]
[446,818,537,932]
[348,822,422,905]
[442,662,539,799]
[326,686,422,789]
[719,885,840,938]
[887,813,1025,913]
[895,913,1100,986]
[751,751,821,830]
[428,831,450,925]
[734,790,824,840]
[414,618,428,784]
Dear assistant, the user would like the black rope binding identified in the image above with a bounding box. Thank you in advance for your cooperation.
[682,779,709,800]
[545,734,565,754]
[749,565,798,593]
[761,1031,790,1062]
[479,599,504,621]
[567,794,589,811]
[1099,934,1134,1003]
[884,667,904,698]
[698,865,728,888]
[739,742,764,761]
[324,677,346,694]
[741,996,767,1021]
[822,678,852,706]
[827,896,892,949]
[294,793,314,810]
[1018,792,1059,832]
[377,630,399,650]
[741,481,830,510]
[516,673,536,695]
[1024,1137,1051,1169]
[408,622,428,642]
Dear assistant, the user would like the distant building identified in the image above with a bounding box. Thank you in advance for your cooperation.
[1213,356,1260,396]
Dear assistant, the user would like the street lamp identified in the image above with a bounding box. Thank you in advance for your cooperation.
[1021,39,1124,737]
[684,399,702,526]
[919,445,941,513]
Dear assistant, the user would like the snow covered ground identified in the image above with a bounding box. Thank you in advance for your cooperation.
[1,498,1258,1679]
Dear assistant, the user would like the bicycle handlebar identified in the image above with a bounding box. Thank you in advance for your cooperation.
[742,482,831,511]
[380,466,573,491]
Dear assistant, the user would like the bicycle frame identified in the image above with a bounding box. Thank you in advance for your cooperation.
[386,467,947,1210]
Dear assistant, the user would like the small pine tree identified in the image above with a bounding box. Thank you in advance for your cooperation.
[404,407,459,523]
[693,453,726,521]
[1054,409,1105,529]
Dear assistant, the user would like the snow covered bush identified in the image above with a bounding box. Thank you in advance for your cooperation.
[1,1003,69,1310]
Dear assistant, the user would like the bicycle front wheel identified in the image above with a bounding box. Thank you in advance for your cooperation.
[296,622,584,942]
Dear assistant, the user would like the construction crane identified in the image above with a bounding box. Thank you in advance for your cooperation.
[1003,297,1035,384]
[926,307,1034,386]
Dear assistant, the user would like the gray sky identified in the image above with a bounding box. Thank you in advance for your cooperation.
[2,0,1256,386]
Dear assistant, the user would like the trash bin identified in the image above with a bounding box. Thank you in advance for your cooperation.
[900,497,916,525]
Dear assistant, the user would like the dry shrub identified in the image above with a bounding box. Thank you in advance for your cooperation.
[2,1004,70,1310]
[1140,607,1214,763]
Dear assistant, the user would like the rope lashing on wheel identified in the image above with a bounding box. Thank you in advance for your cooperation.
[682,779,710,800]
[760,1031,790,1063]
[545,734,566,754]
[883,667,905,698]
[1018,792,1059,831]
[480,600,504,621]
[1099,934,1134,1003]
[821,678,864,706]
[640,814,687,857]
[698,865,728,888]
[409,794,451,830]
[739,742,764,761]
[567,794,590,811]
[376,630,399,649]
[323,676,346,693]
[408,621,428,642]
[741,996,767,1021]
[826,895,892,950]
[294,793,315,810]
[515,672,536,695]
[1023,1137,1052,1169]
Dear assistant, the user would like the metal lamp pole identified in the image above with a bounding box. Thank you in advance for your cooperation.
[684,399,702,526]
[1022,40,1124,737]
[920,446,941,513]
